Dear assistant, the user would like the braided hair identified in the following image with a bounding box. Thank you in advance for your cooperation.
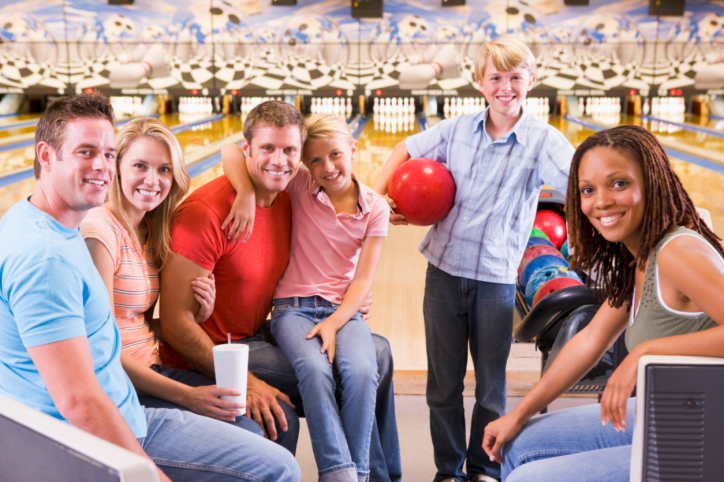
[565,125,723,308]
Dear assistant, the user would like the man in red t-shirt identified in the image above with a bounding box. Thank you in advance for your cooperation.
[159,101,401,481]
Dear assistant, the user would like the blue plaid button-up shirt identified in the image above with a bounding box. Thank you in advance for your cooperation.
[406,108,574,284]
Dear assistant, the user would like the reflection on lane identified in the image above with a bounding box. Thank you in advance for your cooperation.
[0,115,245,217]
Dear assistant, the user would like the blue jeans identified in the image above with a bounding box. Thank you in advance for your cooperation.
[424,264,516,482]
[271,296,379,482]
[140,407,301,481]
[136,365,265,437]
[502,399,635,481]
[165,321,401,480]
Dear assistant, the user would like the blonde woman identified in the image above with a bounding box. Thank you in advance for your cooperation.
[82,117,261,434]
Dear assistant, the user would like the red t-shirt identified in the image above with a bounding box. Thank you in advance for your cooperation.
[160,176,291,369]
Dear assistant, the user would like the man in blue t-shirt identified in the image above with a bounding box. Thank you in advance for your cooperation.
[0,94,300,482]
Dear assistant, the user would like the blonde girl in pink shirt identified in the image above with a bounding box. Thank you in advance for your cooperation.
[222,113,389,482]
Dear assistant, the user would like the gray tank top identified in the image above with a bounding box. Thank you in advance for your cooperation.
[625,227,721,352]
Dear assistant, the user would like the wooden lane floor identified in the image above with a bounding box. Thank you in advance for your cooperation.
[0,114,41,128]
[586,114,724,162]
[0,114,245,217]
[562,114,724,231]
[353,117,434,371]
[0,114,218,178]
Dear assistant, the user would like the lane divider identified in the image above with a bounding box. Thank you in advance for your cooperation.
[0,119,39,132]
[564,115,724,175]
[0,139,34,154]
[116,113,159,127]
[708,114,724,121]
[350,115,369,140]
[639,115,724,140]
[171,114,225,134]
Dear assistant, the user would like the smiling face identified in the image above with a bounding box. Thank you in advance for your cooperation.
[38,117,117,216]
[477,56,534,119]
[578,145,646,254]
[118,136,173,222]
[302,137,356,195]
[243,124,302,206]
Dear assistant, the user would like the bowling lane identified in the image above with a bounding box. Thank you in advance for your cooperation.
[175,114,243,158]
[588,114,724,161]
[0,114,41,128]
[0,123,36,142]
[354,114,420,188]
[682,114,724,132]
[0,114,245,217]
[550,114,724,233]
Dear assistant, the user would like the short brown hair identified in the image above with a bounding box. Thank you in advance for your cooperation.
[474,36,537,82]
[242,100,306,148]
[34,94,115,179]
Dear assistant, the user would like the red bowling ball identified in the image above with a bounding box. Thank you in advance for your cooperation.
[388,158,456,226]
[533,210,567,249]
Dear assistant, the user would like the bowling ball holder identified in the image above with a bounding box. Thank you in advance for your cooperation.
[513,188,628,411]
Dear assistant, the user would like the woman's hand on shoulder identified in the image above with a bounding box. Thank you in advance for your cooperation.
[192,274,216,324]
[222,191,256,242]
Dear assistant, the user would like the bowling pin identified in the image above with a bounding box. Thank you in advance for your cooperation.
[443,98,450,118]
[643,98,650,116]
[373,97,379,114]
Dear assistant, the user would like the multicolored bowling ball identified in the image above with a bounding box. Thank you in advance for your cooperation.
[532,277,584,307]
[526,236,556,249]
[560,239,570,259]
[517,245,565,280]
[519,254,569,292]
[531,227,549,240]
[534,210,567,249]
[388,158,456,226]
[525,266,582,307]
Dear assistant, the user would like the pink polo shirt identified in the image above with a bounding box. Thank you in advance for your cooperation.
[274,169,388,304]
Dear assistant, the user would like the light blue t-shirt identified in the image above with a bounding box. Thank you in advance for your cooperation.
[0,198,147,438]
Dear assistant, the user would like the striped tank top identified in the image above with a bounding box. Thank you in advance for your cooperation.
[625,227,721,352]
[81,205,160,366]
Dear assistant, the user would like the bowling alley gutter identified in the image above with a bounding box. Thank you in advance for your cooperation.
[564,115,724,175]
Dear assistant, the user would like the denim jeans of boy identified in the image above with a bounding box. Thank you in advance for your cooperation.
[502,399,635,481]
[272,296,379,482]
[140,407,301,481]
[424,264,516,482]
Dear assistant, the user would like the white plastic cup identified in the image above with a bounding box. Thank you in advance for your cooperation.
[212,344,249,416]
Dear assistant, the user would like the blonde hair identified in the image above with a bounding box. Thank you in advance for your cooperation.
[474,36,537,81]
[304,113,353,145]
[109,117,190,269]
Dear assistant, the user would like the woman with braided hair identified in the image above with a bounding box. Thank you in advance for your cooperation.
[482,125,724,481]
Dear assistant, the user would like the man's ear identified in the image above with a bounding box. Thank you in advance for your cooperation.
[241,137,251,158]
[36,141,55,173]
